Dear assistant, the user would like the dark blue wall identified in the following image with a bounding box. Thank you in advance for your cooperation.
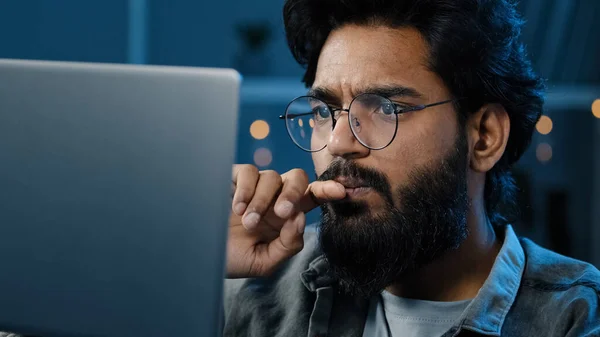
[0,1,128,63]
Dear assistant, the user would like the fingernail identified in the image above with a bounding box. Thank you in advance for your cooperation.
[243,212,260,230]
[234,202,247,215]
[336,183,346,194]
[275,201,294,217]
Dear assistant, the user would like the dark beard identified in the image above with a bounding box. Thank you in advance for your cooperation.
[317,132,470,299]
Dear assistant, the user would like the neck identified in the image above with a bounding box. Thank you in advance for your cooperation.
[385,200,502,302]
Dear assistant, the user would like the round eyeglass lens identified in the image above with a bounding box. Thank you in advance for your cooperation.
[348,93,399,150]
[285,96,331,152]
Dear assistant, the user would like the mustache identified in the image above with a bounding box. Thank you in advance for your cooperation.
[317,159,393,203]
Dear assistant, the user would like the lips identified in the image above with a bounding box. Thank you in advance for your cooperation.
[334,177,368,189]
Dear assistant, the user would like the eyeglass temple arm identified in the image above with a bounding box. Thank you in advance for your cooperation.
[395,99,457,114]
[279,112,314,119]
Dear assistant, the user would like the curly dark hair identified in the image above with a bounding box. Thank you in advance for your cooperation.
[283,0,545,227]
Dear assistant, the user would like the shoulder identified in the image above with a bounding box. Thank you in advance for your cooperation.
[516,238,600,335]
[520,238,600,291]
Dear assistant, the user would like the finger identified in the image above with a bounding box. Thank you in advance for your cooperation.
[274,169,310,219]
[297,180,346,213]
[265,212,305,268]
[231,165,259,216]
[243,170,282,230]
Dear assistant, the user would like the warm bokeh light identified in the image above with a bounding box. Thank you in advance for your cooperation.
[536,143,553,163]
[592,99,600,119]
[253,148,272,167]
[309,118,315,128]
[298,119,304,127]
[250,120,270,140]
[536,115,553,135]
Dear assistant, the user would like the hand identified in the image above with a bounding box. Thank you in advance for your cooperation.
[226,165,346,278]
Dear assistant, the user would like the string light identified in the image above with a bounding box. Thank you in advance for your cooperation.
[250,120,270,140]
[253,148,272,167]
[592,99,600,119]
[536,115,553,135]
[536,143,552,163]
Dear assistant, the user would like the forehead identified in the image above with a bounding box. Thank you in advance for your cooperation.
[314,25,446,100]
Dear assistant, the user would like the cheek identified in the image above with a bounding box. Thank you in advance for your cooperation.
[369,146,413,190]
[381,131,430,171]
[377,121,453,185]
[312,152,331,176]
[397,112,457,164]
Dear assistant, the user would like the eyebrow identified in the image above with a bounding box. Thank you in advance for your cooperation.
[306,87,339,103]
[307,84,424,103]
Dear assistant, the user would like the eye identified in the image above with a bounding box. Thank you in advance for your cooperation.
[392,103,413,114]
[380,103,396,115]
[313,105,331,119]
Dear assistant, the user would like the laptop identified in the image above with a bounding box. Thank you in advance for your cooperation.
[0,59,240,337]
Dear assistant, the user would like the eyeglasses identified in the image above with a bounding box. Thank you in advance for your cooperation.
[279,93,456,152]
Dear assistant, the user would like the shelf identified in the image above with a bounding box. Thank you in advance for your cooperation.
[240,77,306,104]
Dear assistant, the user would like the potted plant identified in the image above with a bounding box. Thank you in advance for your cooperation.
[234,21,273,76]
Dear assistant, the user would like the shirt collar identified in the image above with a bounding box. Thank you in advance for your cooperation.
[300,225,526,336]
[301,255,336,292]
[458,225,526,336]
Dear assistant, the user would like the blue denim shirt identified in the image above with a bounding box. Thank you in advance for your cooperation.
[224,225,600,337]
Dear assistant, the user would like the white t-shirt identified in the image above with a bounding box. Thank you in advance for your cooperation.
[362,290,471,337]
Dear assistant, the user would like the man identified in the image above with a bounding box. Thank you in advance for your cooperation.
[224,0,600,336]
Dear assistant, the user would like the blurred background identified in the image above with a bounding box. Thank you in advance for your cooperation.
[1,0,598,266]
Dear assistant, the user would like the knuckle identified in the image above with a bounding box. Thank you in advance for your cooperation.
[290,168,309,182]
[260,169,278,177]
[283,170,309,198]
[243,164,259,175]
[261,170,282,184]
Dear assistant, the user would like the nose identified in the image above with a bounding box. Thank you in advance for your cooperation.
[327,110,370,159]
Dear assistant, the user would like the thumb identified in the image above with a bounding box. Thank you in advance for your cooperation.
[297,180,346,213]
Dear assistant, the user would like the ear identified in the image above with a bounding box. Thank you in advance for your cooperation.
[467,103,510,173]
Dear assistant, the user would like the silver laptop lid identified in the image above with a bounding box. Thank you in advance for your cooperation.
[0,59,240,337]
